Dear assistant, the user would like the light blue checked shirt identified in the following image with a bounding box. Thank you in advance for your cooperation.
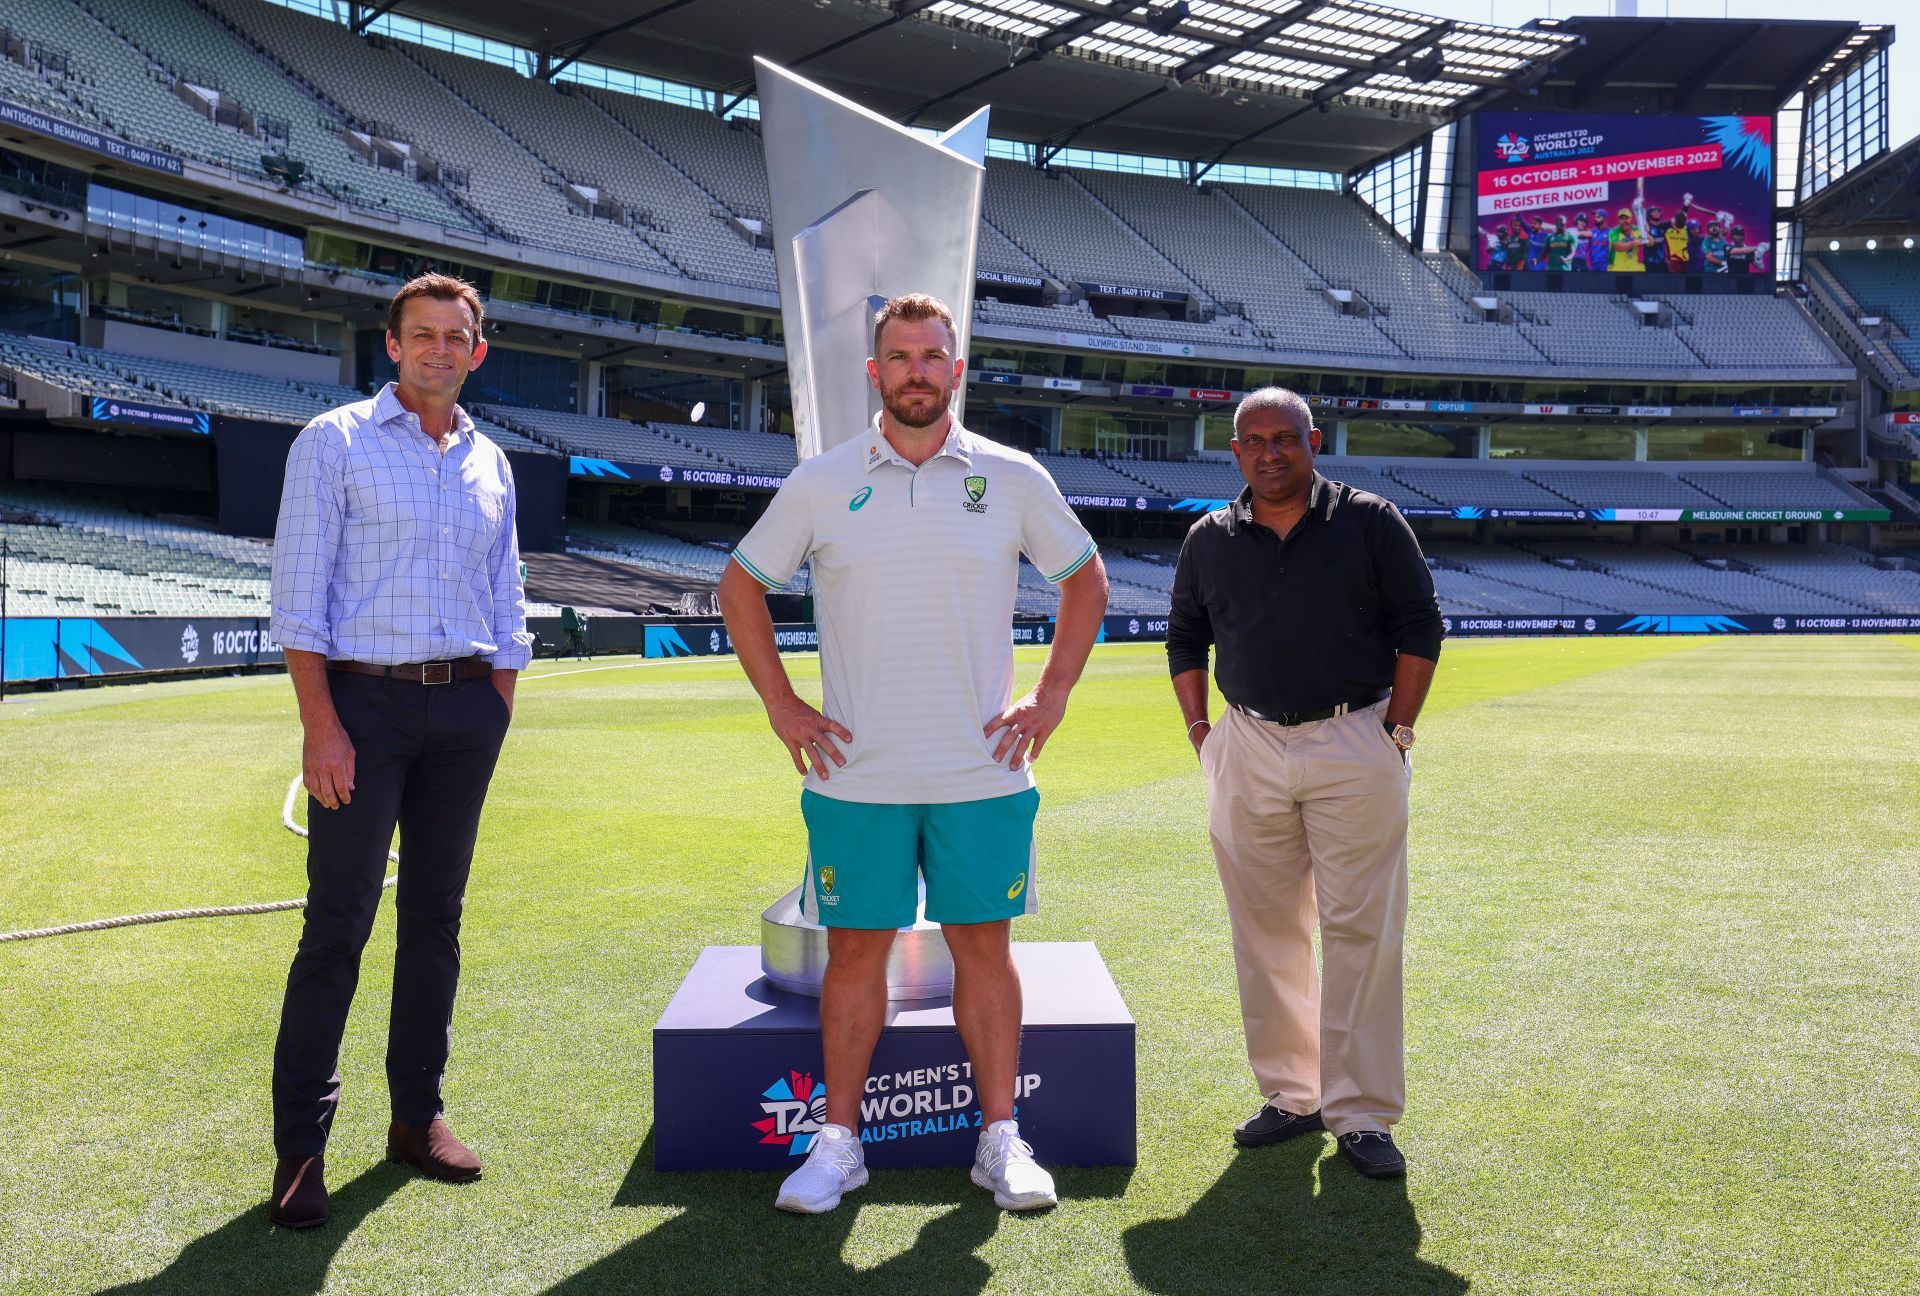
[271,383,532,670]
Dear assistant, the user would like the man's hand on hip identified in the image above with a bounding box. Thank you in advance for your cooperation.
[985,687,1068,769]
[767,693,852,780]
[492,669,516,722]
[304,719,356,810]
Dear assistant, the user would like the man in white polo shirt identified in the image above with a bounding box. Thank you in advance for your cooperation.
[719,292,1108,1214]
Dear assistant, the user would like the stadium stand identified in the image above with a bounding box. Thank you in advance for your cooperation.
[1521,469,1725,510]
[1384,464,1576,510]
[1222,184,1545,366]
[77,0,474,228]
[206,0,672,270]
[982,162,1199,301]
[1504,293,1704,369]
[0,335,553,451]
[974,299,1119,335]
[1033,452,1159,498]
[569,519,808,594]
[402,45,772,290]
[473,407,720,469]
[1064,169,1390,358]
[1812,251,1920,374]
[1662,295,1845,369]
[1679,471,1877,511]
[0,486,272,616]
[651,424,796,473]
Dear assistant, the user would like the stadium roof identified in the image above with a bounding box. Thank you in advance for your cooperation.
[383,0,1581,174]
[1796,132,1920,236]
[1522,16,1884,117]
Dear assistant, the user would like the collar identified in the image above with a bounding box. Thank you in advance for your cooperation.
[863,415,971,473]
[1227,471,1335,535]
[374,381,472,446]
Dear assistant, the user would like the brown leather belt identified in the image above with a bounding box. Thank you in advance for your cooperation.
[327,656,493,685]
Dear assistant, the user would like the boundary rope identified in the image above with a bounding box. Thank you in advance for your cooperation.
[0,775,397,943]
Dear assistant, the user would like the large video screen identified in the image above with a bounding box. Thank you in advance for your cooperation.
[1472,112,1773,278]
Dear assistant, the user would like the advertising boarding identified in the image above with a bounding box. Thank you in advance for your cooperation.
[1472,112,1774,279]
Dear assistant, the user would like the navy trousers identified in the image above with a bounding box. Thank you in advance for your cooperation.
[272,670,510,1157]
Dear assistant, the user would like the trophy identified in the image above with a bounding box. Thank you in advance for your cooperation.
[751,58,988,1000]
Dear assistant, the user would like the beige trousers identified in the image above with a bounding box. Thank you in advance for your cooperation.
[1202,700,1410,1135]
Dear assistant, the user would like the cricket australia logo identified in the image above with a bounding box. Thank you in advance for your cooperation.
[753,1071,828,1155]
[963,474,989,513]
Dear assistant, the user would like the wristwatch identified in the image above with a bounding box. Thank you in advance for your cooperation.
[1383,721,1415,751]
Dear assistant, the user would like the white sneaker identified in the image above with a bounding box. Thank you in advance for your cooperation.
[971,1119,1057,1211]
[775,1123,867,1213]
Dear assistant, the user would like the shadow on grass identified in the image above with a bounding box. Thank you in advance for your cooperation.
[538,1133,1130,1296]
[1123,1138,1466,1295]
[95,1161,410,1296]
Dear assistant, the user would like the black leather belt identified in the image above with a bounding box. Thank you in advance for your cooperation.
[1232,692,1388,726]
[328,656,492,685]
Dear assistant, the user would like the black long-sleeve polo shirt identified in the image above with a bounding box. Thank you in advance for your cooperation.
[1166,473,1444,714]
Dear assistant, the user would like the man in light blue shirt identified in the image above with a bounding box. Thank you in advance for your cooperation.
[265,273,529,1229]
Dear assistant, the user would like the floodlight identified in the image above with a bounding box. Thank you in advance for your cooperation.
[1867,238,1878,251]
[1829,240,1840,251]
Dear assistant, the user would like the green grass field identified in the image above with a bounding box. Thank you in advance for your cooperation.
[2,637,1917,1295]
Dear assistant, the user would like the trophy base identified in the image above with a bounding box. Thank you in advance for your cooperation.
[759,884,955,1000]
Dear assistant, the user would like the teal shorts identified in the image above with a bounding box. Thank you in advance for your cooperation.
[799,788,1041,929]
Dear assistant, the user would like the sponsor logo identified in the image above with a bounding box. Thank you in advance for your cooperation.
[1128,619,1140,635]
[1007,872,1027,901]
[1135,497,1147,510]
[752,1071,829,1155]
[964,475,989,513]
[1773,617,1787,630]
[1495,132,1531,162]
[660,465,675,482]
[849,485,873,511]
[709,630,722,652]
[1584,618,1597,631]
[179,624,199,664]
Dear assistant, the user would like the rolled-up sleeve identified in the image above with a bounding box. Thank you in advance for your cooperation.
[1371,502,1444,661]
[270,421,343,657]
[1166,524,1214,677]
[487,454,532,670]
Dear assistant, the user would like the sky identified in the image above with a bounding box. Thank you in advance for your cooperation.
[1415,0,1915,151]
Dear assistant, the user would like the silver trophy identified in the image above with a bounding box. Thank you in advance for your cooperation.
[752,58,988,999]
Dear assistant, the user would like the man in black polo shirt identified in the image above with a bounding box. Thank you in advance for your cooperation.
[1167,387,1442,1179]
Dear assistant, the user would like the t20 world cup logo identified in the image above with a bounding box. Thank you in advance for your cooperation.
[753,1071,829,1155]
[1495,132,1530,162]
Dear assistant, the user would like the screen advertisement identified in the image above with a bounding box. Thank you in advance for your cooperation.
[1472,112,1773,279]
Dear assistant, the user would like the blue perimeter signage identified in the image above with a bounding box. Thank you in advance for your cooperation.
[565,459,1886,523]
[2,617,278,683]
[90,397,210,436]
[0,98,184,176]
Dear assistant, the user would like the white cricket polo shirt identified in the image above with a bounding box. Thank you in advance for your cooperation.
[733,419,1097,805]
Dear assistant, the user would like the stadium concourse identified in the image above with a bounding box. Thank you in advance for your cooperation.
[2,0,1920,686]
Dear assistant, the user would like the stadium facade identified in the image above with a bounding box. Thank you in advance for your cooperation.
[3,0,1919,683]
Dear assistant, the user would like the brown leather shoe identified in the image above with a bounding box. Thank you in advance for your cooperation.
[268,1154,329,1228]
[386,1117,483,1182]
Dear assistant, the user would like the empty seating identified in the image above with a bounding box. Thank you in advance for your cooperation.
[209,0,671,271]
[405,45,771,289]
[1680,471,1876,511]
[1225,184,1543,366]
[1662,295,1844,370]
[1386,465,1575,509]
[1522,469,1722,510]
[1033,453,1154,497]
